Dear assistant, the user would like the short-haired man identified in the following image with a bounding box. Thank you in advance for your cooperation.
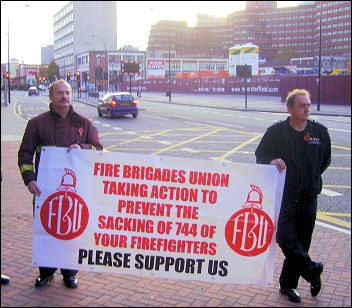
[18,80,103,288]
[255,89,331,303]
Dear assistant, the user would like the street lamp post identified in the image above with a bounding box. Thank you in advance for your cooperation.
[7,18,10,105]
[317,1,323,111]
[168,22,171,102]
[92,34,108,93]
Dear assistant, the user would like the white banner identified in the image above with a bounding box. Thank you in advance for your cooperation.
[33,147,285,286]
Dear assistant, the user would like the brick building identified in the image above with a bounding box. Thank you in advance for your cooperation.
[146,1,351,67]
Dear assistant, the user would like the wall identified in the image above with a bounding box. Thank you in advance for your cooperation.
[128,75,351,106]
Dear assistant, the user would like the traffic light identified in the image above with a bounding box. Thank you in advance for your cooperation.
[66,72,71,81]
[76,71,80,80]
[39,77,42,81]
[43,77,46,81]
[4,72,9,79]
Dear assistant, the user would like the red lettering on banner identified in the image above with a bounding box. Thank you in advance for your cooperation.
[117,200,173,217]
[94,162,120,177]
[122,164,186,183]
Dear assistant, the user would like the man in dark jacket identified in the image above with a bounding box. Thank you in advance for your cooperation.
[18,80,103,289]
[255,89,331,303]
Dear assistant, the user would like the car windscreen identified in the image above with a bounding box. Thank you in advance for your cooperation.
[113,95,133,101]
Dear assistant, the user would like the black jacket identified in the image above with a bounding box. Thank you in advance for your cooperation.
[18,103,103,186]
[255,117,331,200]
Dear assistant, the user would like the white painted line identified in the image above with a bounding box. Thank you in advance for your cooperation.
[328,128,351,133]
[158,141,173,145]
[102,124,111,127]
[180,147,200,153]
[316,221,350,235]
[210,157,232,163]
[321,188,343,197]
[1,135,23,141]
[112,127,123,130]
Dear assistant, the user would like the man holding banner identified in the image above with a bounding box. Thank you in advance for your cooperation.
[18,80,103,289]
[255,89,331,303]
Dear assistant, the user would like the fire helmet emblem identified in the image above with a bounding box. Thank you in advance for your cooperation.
[57,168,76,192]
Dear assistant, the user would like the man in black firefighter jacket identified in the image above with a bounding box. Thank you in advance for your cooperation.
[255,89,331,303]
[18,80,103,289]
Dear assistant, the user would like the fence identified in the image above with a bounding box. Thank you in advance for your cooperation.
[126,75,351,106]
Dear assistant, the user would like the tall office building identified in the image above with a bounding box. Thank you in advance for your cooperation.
[41,45,54,65]
[53,1,117,77]
[147,1,351,66]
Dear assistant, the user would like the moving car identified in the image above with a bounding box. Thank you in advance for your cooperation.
[97,92,138,119]
[28,86,39,96]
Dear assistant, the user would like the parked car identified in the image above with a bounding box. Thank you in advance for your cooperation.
[28,86,39,96]
[97,92,138,119]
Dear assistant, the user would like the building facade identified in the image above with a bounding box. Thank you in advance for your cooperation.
[53,1,117,78]
[76,46,145,92]
[41,45,54,65]
[147,1,351,66]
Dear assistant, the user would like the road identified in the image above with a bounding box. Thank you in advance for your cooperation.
[2,90,351,232]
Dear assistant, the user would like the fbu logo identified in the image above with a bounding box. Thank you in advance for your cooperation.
[225,185,274,257]
[40,168,89,240]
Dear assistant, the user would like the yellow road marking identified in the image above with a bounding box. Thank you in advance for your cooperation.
[317,212,351,228]
[328,167,351,170]
[215,134,263,161]
[332,145,351,151]
[323,185,351,189]
[151,128,224,155]
[104,128,174,150]
[17,104,23,116]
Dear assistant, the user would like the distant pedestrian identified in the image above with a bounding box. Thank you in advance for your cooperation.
[255,89,331,303]
[18,80,103,289]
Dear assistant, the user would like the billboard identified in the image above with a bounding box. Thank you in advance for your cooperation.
[147,59,165,79]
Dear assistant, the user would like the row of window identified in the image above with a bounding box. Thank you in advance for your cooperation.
[321,5,350,14]
[54,47,74,61]
[54,2,73,23]
[269,29,312,34]
[266,22,314,28]
[54,24,74,45]
[54,35,73,52]
[54,13,73,32]
[322,14,351,22]
[323,29,351,36]
[272,42,314,47]
[323,22,351,29]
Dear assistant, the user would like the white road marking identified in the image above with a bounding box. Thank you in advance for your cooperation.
[328,128,351,133]
[180,147,200,153]
[158,141,173,145]
[320,188,343,197]
[316,221,350,235]
[140,135,153,139]
[112,127,123,130]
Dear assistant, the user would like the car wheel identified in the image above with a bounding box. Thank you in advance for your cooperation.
[98,108,102,117]
[132,113,137,118]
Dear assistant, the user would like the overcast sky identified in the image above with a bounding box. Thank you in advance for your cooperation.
[1,1,299,65]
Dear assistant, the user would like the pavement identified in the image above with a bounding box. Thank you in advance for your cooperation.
[71,91,351,117]
[1,91,351,307]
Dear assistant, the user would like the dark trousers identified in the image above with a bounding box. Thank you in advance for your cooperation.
[39,267,78,278]
[276,196,319,289]
[33,197,78,278]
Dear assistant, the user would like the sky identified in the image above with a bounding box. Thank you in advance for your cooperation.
[1,1,299,65]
